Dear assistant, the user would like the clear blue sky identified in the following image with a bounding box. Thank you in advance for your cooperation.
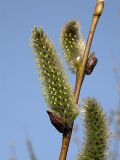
[0,0,120,159]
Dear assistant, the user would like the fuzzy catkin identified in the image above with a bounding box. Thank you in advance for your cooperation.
[60,20,86,72]
[77,98,108,160]
[31,26,79,126]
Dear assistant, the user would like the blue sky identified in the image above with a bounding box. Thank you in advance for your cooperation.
[0,0,120,159]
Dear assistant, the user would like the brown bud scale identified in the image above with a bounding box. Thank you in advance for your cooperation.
[86,53,98,75]
[47,111,68,133]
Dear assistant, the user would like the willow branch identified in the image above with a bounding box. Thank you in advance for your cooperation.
[74,0,104,103]
[59,1,104,160]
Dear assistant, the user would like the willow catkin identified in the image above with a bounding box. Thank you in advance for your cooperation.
[60,20,86,72]
[77,98,108,160]
[31,26,79,127]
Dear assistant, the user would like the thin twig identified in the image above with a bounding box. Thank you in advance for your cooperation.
[59,1,104,160]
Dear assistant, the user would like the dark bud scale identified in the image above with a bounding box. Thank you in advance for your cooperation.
[86,52,98,75]
[47,111,70,133]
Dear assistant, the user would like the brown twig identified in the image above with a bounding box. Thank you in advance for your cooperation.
[59,1,104,160]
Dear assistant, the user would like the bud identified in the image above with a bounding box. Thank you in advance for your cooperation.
[86,53,97,75]
[94,0,104,16]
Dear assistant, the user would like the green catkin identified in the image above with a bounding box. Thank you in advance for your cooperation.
[77,98,108,160]
[60,20,86,72]
[31,26,79,126]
